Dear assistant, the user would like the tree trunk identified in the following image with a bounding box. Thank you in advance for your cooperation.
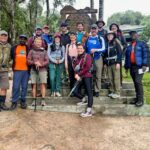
[99,0,104,19]
[34,0,38,26]
[90,0,96,23]
[46,0,50,24]
[90,0,94,9]
[10,0,16,44]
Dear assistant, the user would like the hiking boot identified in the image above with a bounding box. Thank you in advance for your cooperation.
[80,107,92,117]
[111,94,120,99]
[41,99,46,106]
[9,102,17,111]
[55,92,61,97]
[0,102,9,111]
[77,96,88,106]
[20,101,27,109]
[135,101,144,107]
[129,99,138,105]
[94,92,99,97]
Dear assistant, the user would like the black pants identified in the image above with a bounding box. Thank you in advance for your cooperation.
[130,65,144,102]
[68,56,76,89]
[74,77,93,108]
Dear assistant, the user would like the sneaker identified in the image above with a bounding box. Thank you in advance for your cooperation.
[80,107,92,117]
[77,96,88,106]
[111,94,120,99]
[51,92,55,97]
[31,100,36,106]
[55,92,61,97]
[41,99,46,106]
[135,100,144,107]
[108,93,114,97]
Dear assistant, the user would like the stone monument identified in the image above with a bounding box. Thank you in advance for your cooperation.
[60,5,97,32]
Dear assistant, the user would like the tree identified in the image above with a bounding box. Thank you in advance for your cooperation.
[99,0,104,19]
[107,10,144,26]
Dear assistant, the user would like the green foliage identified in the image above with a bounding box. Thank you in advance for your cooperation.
[140,16,150,43]
[0,0,75,42]
[107,10,144,26]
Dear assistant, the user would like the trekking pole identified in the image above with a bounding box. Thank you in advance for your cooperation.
[67,78,82,99]
[34,66,39,112]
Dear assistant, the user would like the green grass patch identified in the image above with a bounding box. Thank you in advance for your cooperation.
[122,68,150,105]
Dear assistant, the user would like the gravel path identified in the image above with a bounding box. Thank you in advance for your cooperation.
[0,109,150,150]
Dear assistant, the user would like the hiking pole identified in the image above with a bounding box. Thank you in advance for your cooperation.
[34,66,39,112]
[67,78,82,99]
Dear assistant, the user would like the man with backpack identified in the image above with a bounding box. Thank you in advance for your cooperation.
[0,30,11,111]
[10,35,29,110]
[27,26,47,50]
[42,25,53,45]
[85,24,106,97]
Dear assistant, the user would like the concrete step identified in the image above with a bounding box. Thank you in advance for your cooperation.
[26,89,135,97]
[25,96,136,105]
[27,103,150,117]
[27,82,135,90]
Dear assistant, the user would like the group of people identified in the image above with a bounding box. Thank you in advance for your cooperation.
[0,20,148,117]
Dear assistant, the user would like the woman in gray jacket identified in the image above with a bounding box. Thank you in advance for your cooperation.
[47,33,65,97]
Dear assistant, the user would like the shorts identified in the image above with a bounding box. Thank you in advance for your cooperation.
[0,72,9,89]
[30,70,47,84]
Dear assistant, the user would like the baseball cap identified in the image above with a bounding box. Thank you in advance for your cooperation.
[43,25,49,29]
[19,34,28,39]
[35,25,42,30]
[0,30,8,36]
[91,24,98,29]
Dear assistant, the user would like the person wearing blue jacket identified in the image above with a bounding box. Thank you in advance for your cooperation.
[85,24,106,97]
[124,31,148,107]
[42,25,53,45]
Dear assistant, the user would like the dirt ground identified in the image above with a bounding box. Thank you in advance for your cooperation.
[0,109,150,150]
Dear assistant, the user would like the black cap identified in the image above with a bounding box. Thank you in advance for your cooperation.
[129,30,137,36]
[60,22,68,27]
[19,34,27,39]
[69,32,76,35]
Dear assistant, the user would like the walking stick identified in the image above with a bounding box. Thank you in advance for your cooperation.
[67,79,82,99]
[34,66,39,112]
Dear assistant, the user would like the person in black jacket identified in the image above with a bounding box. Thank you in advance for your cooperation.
[60,22,71,48]
[10,35,30,110]
[105,31,122,99]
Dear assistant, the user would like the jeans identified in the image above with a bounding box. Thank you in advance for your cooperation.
[74,77,93,108]
[49,63,63,93]
[130,65,144,102]
[12,71,29,102]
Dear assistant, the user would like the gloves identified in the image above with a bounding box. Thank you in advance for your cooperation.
[142,66,147,72]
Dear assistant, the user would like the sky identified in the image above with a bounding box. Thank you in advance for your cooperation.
[72,0,150,22]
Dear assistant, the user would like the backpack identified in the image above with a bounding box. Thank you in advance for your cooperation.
[85,35,103,53]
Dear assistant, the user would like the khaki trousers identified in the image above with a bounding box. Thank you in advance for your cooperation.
[107,64,120,94]
[94,58,103,92]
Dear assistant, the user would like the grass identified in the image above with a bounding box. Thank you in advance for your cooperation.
[122,68,150,105]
